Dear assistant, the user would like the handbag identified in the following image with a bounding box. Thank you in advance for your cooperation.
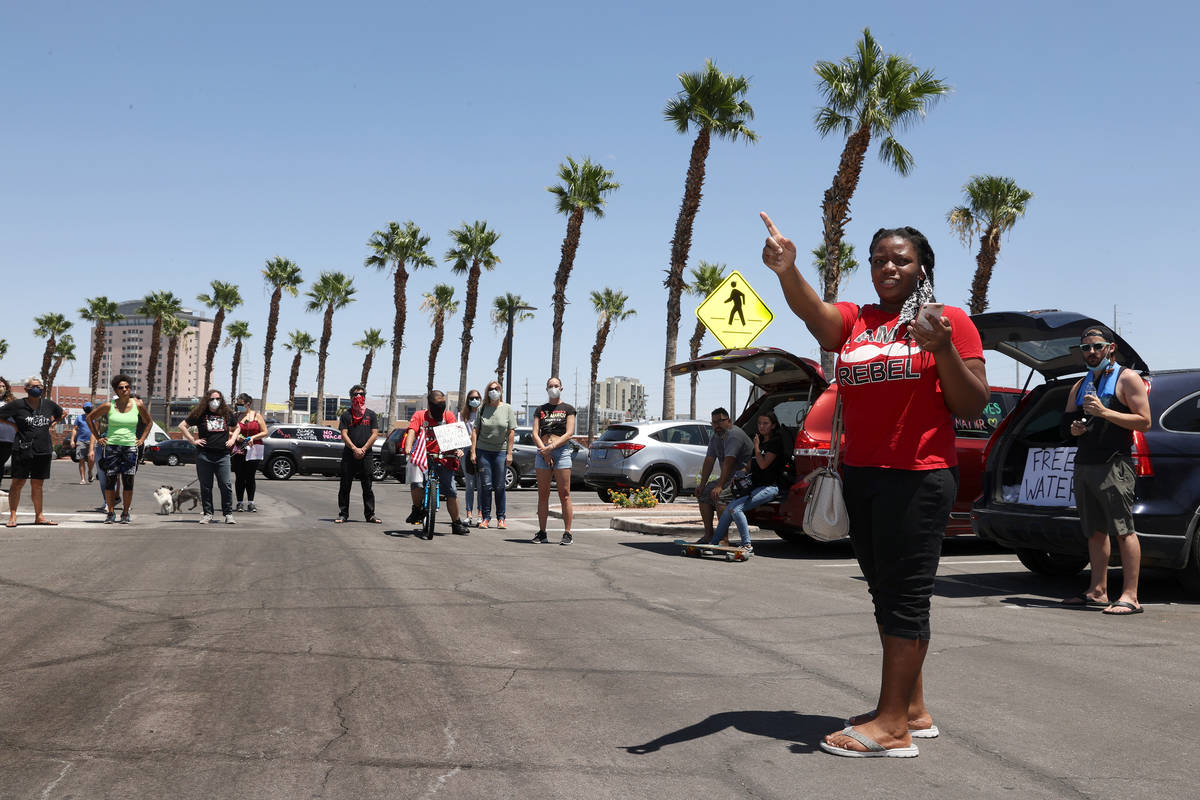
[718,471,753,502]
[802,394,850,542]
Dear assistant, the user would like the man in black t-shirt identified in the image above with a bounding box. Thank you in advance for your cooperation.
[337,385,380,523]
[0,376,65,527]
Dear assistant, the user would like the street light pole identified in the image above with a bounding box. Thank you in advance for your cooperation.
[504,304,536,406]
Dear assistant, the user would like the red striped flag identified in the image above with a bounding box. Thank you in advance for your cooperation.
[412,427,428,472]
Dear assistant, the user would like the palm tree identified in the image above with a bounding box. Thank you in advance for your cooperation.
[661,60,757,419]
[491,293,535,387]
[136,291,183,420]
[33,313,73,387]
[79,296,124,402]
[947,175,1034,315]
[588,289,636,443]
[353,328,388,390]
[684,261,728,419]
[814,28,949,372]
[304,271,356,424]
[196,280,243,392]
[547,157,620,377]
[46,335,77,390]
[260,257,303,407]
[0,340,7,361]
[811,241,860,283]
[420,284,459,395]
[446,221,501,402]
[224,321,252,399]
[162,314,190,414]
[365,221,436,423]
[283,330,316,415]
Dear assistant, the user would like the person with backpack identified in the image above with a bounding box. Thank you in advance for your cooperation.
[705,412,788,553]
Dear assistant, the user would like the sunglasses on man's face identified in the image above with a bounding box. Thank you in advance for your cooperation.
[116,384,131,390]
[1079,343,1110,353]
[351,392,365,398]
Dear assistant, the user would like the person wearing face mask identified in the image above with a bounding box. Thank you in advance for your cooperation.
[231,393,268,513]
[695,407,753,546]
[472,381,517,530]
[762,215,988,758]
[86,374,153,524]
[531,377,577,544]
[1059,326,1151,615]
[0,376,65,527]
[179,389,241,524]
[336,385,381,524]
[0,377,16,497]
[458,390,484,526]
[403,390,468,535]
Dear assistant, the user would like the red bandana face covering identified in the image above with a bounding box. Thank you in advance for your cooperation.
[351,395,366,422]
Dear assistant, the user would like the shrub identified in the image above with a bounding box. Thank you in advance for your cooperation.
[607,487,658,508]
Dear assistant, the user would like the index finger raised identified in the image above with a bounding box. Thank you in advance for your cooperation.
[760,211,782,238]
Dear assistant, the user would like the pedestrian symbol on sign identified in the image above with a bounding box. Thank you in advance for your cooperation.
[725,281,746,325]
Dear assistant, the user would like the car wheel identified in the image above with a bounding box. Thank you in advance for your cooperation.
[1015,548,1087,577]
[267,456,296,480]
[641,470,679,504]
[371,459,387,481]
[166,454,180,466]
[505,466,519,491]
[772,527,807,544]
[597,489,612,502]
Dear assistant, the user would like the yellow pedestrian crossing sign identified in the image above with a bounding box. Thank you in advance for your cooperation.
[695,270,773,350]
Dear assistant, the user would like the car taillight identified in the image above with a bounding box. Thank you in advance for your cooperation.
[611,442,645,459]
[150,445,160,453]
[793,428,830,457]
[1131,430,1153,477]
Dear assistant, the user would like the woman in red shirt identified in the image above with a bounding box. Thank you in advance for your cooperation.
[761,214,988,759]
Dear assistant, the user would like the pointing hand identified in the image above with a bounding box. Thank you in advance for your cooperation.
[760,212,797,275]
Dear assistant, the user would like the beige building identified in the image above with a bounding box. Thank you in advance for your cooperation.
[92,301,214,401]
[596,376,646,419]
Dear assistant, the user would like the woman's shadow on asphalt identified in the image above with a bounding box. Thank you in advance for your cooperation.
[623,710,843,755]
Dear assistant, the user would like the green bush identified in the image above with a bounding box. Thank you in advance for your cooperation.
[606,487,658,508]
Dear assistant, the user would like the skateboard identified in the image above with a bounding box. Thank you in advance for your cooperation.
[674,539,751,562]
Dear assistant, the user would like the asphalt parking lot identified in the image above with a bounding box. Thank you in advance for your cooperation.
[1,462,1197,799]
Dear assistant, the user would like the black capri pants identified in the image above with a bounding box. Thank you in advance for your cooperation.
[842,465,958,641]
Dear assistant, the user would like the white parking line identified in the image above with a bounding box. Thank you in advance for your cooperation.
[814,558,1020,568]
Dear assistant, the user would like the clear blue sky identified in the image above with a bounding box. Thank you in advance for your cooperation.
[2,0,1195,415]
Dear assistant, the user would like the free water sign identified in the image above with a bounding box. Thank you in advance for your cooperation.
[1020,447,1077,507]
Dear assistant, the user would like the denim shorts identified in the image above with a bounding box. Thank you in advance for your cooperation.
[535,443,573,471]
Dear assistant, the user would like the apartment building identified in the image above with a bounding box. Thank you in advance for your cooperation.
[91,301,214,401]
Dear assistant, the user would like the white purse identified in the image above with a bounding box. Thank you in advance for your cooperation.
[802,394,850,542]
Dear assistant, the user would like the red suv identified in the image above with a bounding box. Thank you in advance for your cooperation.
[670,347,1020,543]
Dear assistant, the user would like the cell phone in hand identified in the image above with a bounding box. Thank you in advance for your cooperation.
[913,302,944,333]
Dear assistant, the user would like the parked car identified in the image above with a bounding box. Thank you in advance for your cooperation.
[969,310,1200,593]
[585,419,720,503]
[510,427,589,490]
[260,424,387,481]
[669,346,1021,542]
[147,438,198,466]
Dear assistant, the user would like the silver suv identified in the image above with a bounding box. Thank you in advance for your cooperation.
[584,420,713,503]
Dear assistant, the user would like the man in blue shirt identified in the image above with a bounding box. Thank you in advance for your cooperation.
[69,401,95,484]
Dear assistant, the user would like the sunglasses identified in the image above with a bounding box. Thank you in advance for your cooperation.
[1079,343,1110,353]
[116,384,131,390]
[351,392,365,398]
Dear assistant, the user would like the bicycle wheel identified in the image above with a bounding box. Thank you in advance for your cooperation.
[422,477,438,539]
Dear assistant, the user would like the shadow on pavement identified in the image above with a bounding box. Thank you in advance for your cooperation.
[624,710,844,755]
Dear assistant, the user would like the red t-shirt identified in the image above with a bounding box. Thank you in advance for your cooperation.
[407,409,458,454]
[832,302,984,470]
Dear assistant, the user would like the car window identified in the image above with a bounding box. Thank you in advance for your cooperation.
[955,391,1021,439]
[599,426,638,442]
[516,431,536,446]
[271,427,296,438]
[1162,391,1200,433]
[320,428,342,442]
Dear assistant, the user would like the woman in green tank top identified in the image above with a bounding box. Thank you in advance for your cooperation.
[86,373,153,524]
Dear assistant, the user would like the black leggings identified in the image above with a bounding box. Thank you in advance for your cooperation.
[232,454,258,502]
[0,442,10,490]
[842,465,958,641]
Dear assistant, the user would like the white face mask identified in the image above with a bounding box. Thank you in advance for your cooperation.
[547,386,562,400]
[208,399,221,411]
[468,398,481,408]
[487,389,500,402]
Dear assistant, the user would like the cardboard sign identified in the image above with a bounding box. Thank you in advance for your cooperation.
[1020,447,1076,506]
[432,421,471,451]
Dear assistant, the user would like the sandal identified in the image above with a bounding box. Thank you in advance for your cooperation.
[366,516,383,524]
[334,517,348,524]
[821,728,919,758]
[33,519,58,526]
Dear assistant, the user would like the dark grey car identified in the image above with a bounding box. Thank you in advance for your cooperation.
[510,427,589,489]
[261,425,387,481]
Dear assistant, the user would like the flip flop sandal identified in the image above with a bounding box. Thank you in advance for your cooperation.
[1102,600,1144,615]
[33,519,58,526]
[366,517,383,524]
[820,728,919,758]
[4,521,17,528]
[334,517,348,524]
[1061,593,1107,607]
[843,713,940,739]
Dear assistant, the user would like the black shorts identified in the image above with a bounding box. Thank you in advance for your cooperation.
[11,454,53,481]
[843,465,958,641]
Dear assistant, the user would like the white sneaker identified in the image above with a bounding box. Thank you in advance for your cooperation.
[224,514,236,525]
[199,514,213,524]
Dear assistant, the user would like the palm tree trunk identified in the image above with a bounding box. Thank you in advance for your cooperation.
[231,341,242,399]
[49,355,66,389]
[315,307,333,424]
[203,309,225,392]
[261,287,282,406]
[146,319,163,422]
[90,322,106,402]
[551,207,585,378]
[428,315,444,395]
[360,350,373,389]
[968,227,1002,315]
[663,129,711,420]
[287,353,302,413]
[164,336,179,422]
[496,337,509,386]
[688,320,706,420]
[819,122,872,377]
[389,266,408,423]
[589,323,611,443]
[458,263,481,402]
[40,337,56,387]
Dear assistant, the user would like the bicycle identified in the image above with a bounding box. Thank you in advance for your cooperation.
[419,451,453,540]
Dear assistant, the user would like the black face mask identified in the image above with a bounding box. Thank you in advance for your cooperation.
[429,401,445,417]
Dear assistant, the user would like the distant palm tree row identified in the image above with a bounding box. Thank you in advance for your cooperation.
[9,28,1034,426]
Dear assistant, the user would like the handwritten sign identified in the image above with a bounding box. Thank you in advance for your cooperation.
[432,421,471,451]
[1020,447,1076,506]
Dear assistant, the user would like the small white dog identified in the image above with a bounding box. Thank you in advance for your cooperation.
[153,486,174,515]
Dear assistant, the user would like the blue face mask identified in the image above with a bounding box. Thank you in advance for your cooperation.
[468,398,481,408]
[236,405,245,412]
[1093,356,1111,374]
[27,387,43,398]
